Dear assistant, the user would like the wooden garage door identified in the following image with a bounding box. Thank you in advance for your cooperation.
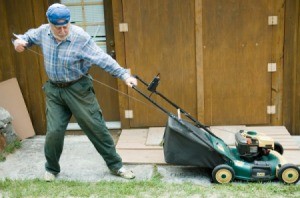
[202,0,284,125]
[122,0,197,127]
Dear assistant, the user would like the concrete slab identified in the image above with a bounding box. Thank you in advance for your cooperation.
[0,136,153,182]
[294,136,300,145]
[146,127,165,146]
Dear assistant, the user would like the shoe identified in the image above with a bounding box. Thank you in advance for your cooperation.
[44,171,56,182]
[112,167,135,179]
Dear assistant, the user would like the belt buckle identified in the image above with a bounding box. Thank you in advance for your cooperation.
[57,82,67,88]
[52,82,70,88]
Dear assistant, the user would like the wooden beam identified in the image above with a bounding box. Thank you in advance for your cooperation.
[294,1,300,135]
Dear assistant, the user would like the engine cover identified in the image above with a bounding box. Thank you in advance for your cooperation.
[235,130,274,162]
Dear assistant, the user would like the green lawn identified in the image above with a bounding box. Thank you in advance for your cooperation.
[1,175,299,198]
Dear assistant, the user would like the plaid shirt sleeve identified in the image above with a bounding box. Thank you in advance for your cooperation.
[79,37,130,81]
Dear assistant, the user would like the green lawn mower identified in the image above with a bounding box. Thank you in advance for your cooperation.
[132,74,300,184]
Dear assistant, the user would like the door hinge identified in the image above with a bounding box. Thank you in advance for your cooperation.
[267,105,276,114]
[119,23,128,32]
[125,110,133,119]
[268,63,277,72]
[268,16,278,25]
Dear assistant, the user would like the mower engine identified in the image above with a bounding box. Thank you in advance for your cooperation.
[235,130,274,162]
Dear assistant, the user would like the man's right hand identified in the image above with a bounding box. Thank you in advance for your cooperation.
[13,39,28,52]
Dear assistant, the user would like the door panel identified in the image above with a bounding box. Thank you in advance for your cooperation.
[122,0,197,127]
[202,0,281,125]
[90,68,120,121]
[67,0,120,122]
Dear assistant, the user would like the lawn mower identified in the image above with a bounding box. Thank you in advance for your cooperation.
[132,74,300,184]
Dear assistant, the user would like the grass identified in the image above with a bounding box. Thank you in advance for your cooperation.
[0,167,300,198]
[0,140,21,162]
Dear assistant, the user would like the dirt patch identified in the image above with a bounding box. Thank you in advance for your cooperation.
[0,134,5,151]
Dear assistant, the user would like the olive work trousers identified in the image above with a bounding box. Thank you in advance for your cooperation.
[42,76,123,175]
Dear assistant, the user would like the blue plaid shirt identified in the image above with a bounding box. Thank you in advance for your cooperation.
[18,24,130,82]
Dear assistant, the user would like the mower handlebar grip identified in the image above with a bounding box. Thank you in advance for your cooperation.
[133,75,149,87]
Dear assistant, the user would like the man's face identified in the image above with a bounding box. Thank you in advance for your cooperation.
[50,22,70,41]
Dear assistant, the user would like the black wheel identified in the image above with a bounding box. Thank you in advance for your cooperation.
[212,164,235,184]
[274,141,284,155]
[278,163,300,184]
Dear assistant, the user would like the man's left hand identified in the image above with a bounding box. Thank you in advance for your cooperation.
[125,76,137,87]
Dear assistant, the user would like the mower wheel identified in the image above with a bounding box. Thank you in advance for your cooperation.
[278,164,300,184]
[212,164,235,184]
[274,141,284,155]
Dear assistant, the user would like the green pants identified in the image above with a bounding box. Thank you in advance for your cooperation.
[43,76,122,175]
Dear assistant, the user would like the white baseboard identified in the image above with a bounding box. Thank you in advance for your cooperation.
[67,121,121,130]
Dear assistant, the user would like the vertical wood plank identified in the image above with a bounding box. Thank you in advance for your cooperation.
[296,11,300,135]
[270,0,285,125]
[0,0,15,81]
[195,0,205,122]
[30,0,49,134]
[283,0,300,135]
[112,0,130,128]
[294,0,300,135]
[104,0,115,57]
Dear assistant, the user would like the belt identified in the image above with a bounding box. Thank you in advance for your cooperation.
[50,75,85,88]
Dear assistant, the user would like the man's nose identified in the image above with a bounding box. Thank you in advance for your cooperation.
[58,27,65,33]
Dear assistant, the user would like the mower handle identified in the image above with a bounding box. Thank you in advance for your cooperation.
[133,74,160,93]
[132,74,219,138]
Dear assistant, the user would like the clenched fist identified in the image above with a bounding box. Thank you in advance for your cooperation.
[13,39,28,52]
[124,76,138,87]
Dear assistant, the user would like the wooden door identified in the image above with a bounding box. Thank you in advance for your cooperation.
[122,0,197,127]
[61,0,120,122]
[202,0,284,125]
[90,0,120,121]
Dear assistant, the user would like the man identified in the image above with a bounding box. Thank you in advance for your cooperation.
[13,3,137,181]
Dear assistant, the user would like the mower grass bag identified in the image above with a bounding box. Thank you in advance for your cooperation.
[163,116,226,169]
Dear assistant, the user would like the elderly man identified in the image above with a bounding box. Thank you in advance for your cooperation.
[13,3,137,181]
